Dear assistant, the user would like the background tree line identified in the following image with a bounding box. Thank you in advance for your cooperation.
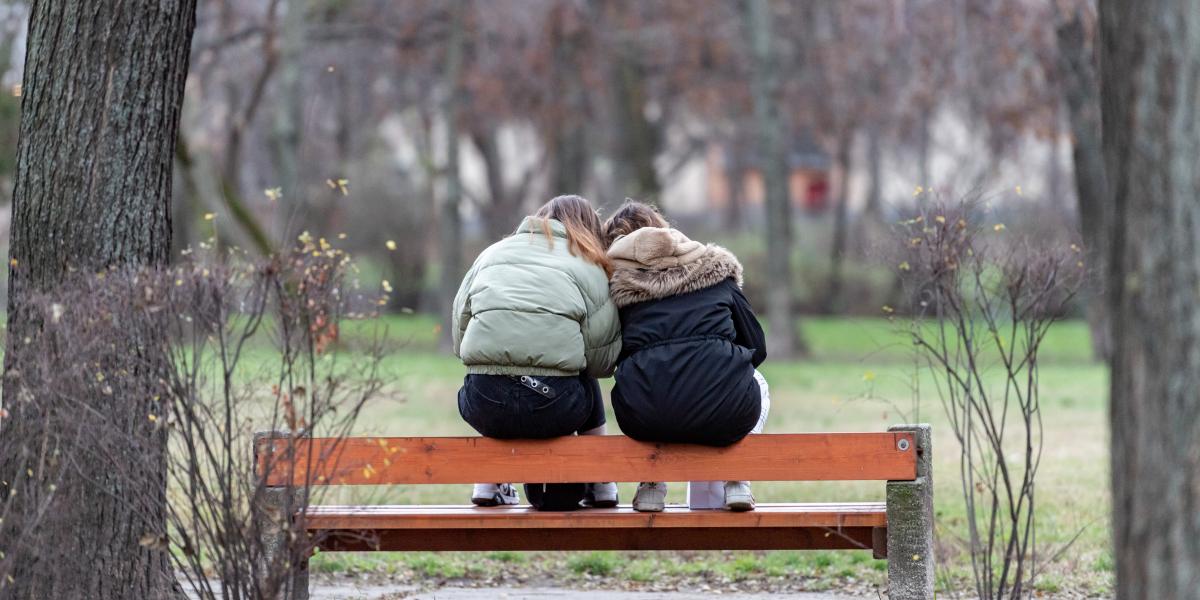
[0,0,1104,359]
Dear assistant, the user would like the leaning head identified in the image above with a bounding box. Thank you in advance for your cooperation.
[603,200,669,246]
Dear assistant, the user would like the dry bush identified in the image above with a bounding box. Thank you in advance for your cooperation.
[891,200,1085,599]
[0,236,387,599]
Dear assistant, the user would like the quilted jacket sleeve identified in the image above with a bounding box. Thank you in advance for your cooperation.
[579,268,622,378]
[450,262,478,359]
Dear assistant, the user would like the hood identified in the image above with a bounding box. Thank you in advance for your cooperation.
[607,227,743,308]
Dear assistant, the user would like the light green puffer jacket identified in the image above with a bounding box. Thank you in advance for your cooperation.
[452,217,621,378]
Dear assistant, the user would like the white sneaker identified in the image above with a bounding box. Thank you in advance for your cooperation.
[471,483,519,507]
[583,482,619,508]
[632,482,667,512]
[723,481,754,511]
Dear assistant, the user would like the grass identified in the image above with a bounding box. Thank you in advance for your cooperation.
[567,551,621,576]
[298,314,1112,595]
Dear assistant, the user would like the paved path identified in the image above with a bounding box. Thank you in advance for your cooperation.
[311,584,863,599]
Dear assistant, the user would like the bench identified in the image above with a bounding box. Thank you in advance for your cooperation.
[253,424,933,600]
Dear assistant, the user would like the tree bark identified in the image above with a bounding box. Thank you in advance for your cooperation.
[1100,1,1200,597]
[1056,7,1112,361]
[0,1,196,598]
[745,0,805,358]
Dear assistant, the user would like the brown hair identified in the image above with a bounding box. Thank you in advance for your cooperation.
[531,195,612,276]
[603,200,669,245]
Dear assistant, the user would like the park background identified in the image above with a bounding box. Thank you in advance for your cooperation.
[0,1,1115,598]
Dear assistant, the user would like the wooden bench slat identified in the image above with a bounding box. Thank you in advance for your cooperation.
[302,503,888,530]
[314,526,885,553]
[258,433,917,486]
[305,502,889,513]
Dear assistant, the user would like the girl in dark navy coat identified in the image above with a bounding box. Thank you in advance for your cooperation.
[603,202,770,512]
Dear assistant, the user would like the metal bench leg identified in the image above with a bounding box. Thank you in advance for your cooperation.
[886,424,934,600]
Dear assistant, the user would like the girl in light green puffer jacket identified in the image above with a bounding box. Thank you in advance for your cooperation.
[452,195,621,509]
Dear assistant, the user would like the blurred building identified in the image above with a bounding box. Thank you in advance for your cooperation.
[661,135,831,221]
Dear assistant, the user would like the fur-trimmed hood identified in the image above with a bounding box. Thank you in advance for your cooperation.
[607,227,743,308]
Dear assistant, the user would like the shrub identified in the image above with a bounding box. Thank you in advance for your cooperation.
[891,200,1085,599]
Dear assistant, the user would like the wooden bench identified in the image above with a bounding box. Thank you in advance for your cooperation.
[254,424,933,600]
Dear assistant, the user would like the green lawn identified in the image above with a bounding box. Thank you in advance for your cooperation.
[307,315,1112,595]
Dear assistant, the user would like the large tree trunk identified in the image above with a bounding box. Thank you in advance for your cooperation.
[1100,1,1200,597]
[745,0,805,358]
[1056,7,1112,361]
[0,1,196,598]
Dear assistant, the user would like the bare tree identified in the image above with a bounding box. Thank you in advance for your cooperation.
[1100,1,1200,597]
[0,0,197,597]
[1053,2,1110,360]
[744,0,803,357]
[440,1,465,350]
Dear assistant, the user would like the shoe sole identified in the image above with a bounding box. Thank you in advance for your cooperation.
[472,496,518,507]
[725,500,754,512]
[633,502,666,512]
[585,499,619,509]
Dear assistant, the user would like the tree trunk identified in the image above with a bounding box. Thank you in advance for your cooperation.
[824,129,853,315]
[548,4,588,196]
[0,1,196,598]
[439,2,465,352]
[609,38,662,201]
[1100,1,1200,597]
[471,124,530,242]
[916,107,932,189]
[270,0,305,233]
[173,134,203,259]
[216,0,277,256]
[863,127,883,220]
[724,135,746,231]
[1056,7,1112,361]
[745,0,804,358]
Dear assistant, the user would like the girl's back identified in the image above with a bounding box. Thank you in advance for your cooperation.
[607,227,766,446]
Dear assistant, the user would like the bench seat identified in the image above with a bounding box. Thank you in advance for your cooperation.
[306,502,888,554]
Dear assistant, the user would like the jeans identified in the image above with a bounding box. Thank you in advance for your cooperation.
[458,374,605,439]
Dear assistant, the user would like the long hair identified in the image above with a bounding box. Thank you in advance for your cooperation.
[602,200,669,246]
[531,195,612,276]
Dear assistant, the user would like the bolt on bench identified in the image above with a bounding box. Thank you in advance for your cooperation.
[254,424,932,600]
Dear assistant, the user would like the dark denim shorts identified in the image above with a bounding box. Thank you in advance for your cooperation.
[458,374,606,439]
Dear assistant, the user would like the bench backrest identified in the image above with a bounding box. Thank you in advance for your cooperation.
[255,432,918,486]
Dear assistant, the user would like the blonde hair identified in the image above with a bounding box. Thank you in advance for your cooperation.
[531,195,613,276]
[603,200,669,246]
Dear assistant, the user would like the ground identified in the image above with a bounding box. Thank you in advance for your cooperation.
[303,315,1112,598]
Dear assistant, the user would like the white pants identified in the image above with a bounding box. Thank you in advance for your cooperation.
[687,370,770,508]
